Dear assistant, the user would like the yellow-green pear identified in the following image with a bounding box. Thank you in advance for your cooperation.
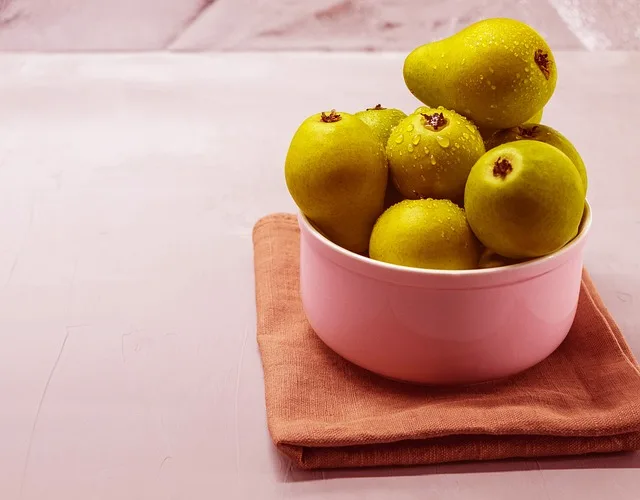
[386,106,485,204]
[355,104,408,208]
[403,18,557,129]
[464,140,585,259]
[369,198,481,270]
[284,109,387,254]
[355,104,407,144]
[484,123,588,192]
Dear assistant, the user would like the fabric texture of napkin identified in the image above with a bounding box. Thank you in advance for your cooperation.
[252,213,640,470]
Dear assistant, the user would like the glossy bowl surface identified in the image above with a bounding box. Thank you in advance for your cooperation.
[298,202,592,385]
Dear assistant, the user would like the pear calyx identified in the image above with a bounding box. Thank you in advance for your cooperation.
[421,112,448,131]
[493,157,513,179]
[321,109,341,123]
[517,125,539,138]
[367,104,386,111]
[534,50,551,80]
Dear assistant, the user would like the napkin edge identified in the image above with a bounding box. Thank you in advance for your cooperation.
[277,432,640,470]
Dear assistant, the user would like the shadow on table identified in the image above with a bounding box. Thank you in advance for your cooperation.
[275,451,640,482]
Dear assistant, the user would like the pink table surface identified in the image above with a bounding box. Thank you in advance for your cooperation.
[0,52,638,499]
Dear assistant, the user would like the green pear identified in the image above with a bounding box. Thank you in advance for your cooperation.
[369,198,481,270]
[484,123,588,192]
[285,109,387,254]
[355,104,407,144]
[355,104,408,209]
[386,106,485,204]
[464,140,585,259]
[403,18,557,129]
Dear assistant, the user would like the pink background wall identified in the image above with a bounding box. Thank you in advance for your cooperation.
[0,0,638,52]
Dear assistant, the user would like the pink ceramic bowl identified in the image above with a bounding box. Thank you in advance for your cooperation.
[298,202,592,385]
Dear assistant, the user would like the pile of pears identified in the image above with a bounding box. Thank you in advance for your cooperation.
[284,18,588,271]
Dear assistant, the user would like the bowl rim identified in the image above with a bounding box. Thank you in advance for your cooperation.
[298,199,592,277]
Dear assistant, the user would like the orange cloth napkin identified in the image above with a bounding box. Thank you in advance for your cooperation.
[252,213,640,470]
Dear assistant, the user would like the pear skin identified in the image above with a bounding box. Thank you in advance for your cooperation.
[386,106,485,204]
[355,104,407,145]
[529,108,544,124]
[383,181,406,209]
[484,123,588,193]
[403,18,557,129]
[284,110,387,254]
[355,104,408,209]
[369,198,481,270]
[464,140,585,259]
[478,107,543,141]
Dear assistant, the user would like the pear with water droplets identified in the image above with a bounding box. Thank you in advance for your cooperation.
[386,106,485,204]
[369,198,481,270]
[285,109,387,254]
[403,18,557,129]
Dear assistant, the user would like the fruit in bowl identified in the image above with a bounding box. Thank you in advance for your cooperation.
[386,106,485,205]
[280,17,592,384]
[484,123,588,193]
[284,109,387,255]
[464,140,586,259]
[354,104,408,209]
[355,104,407,145]
[369,198,481,270]
[283,16,587,268]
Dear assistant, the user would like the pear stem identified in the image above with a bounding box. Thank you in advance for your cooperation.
[320,110,341,123]
[493,158,513,179]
